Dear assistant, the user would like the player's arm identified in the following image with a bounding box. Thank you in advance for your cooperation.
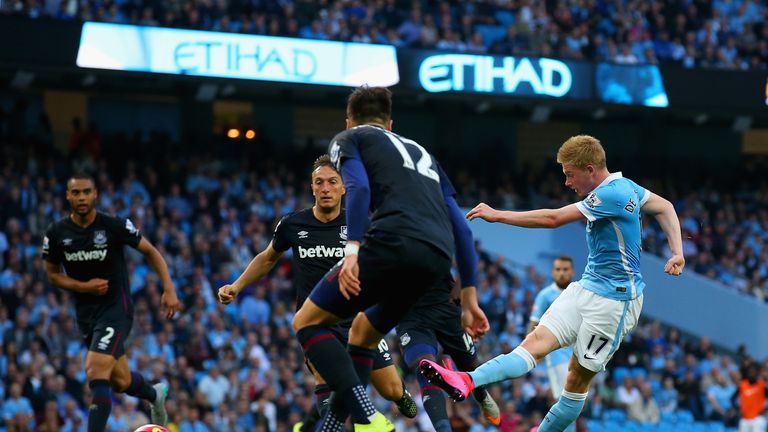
[337,149,370,299]
[45,261,108,295]
[136,238,181,318]
[218,242,284,304]
[136,238,174,292]
[438,164,489,338]
[466,203,585,228]
[641,192,685,276]
[448,195,489,338]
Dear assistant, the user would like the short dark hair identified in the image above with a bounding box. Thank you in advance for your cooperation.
[555,255,573,264]
[311,154,338,175]
[346,86,392,125]
[67,173,96,189]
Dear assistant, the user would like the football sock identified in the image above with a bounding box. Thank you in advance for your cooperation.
[417,371,451,432]
[315,384,332,417]
[124,372,157,402]
[537,391,587,432]
[87,379,112,432]
[468,346,536,387]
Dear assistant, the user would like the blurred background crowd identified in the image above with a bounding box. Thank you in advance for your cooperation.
[1,0,767,70]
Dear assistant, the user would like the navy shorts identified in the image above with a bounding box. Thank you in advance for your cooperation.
[309,232,451,335]
[81,317,132,359]
[396,301,478,370]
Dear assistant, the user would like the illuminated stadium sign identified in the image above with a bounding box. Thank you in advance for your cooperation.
[76,22,400,87]
[595,63,669,108]
[419,54,573,97]
[397,50,593,100]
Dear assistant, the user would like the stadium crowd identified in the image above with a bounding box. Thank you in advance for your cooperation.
[0,106,767,432]
[1,0,767,71]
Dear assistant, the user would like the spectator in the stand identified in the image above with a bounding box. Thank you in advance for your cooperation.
[197,365,231,408]
[3,382,34,427]
[618,376,642,410]
[12,0,753,70]
[627,383,660,424]
[707,371,738,425]
[657,377,678,414]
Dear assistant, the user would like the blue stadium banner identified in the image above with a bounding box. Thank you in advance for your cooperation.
[397,49,593,100]
[76,22,400,87]
[596,63,669,108]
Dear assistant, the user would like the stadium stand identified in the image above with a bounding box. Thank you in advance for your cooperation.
[1,0,766,71]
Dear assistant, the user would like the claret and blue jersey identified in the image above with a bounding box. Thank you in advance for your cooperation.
[574,172,649,301]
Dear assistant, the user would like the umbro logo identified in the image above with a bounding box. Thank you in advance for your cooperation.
[62,238,73,246]
[298,231,309,239]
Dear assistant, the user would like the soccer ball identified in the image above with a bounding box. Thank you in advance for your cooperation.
[133,425,169,432]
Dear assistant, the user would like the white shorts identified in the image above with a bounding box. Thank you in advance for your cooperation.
[538,282,643,373]
[545,359,569,399]
[739,416,767,432]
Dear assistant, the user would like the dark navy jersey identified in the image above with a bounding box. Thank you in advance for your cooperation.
[329,125,454,258]
[42,212,141,318]
[272,208,347,309]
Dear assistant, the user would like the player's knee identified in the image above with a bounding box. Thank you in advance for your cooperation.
[86,364,110,382]
[521,327,557,363]
[110,374,130,393]
[292,306,313,333]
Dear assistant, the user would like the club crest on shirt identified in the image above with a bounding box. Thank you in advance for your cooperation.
[93,230,108,248]
[585,192,602,209]
[339,226,347,240]
[399,333,411,346]
[329,141,340,166]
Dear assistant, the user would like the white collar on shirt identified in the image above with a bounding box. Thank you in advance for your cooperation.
[596,171,623,189]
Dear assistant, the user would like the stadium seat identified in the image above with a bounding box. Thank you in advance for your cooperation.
[494,11,515,27]
[676,410,695,424]
[474,24,507,48]
[603,409,626,422]
[660,411,676,423]
[613,366,631,382]
[630,367,647,379]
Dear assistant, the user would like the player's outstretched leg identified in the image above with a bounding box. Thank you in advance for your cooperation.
[420,345,537,402]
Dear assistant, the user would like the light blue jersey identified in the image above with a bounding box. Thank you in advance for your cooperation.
[575,172,649,301]
[531,283,573,365]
